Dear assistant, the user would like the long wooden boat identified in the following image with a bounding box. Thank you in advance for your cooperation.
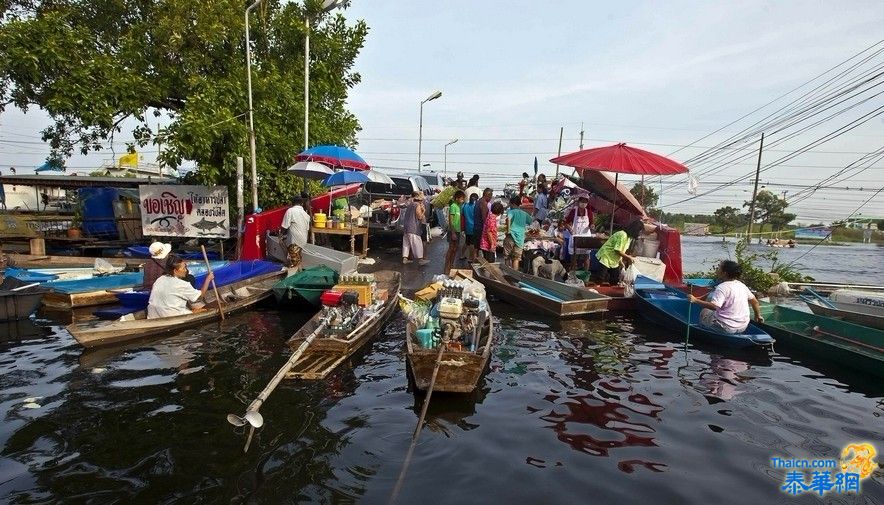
[634,280,774,349]
[0,277,46,321]
[284,270,400,380]
[801,291,884,331]
[6,253,147,268]
[472,263,608,318]
[66,268,286,348]
[405,306,494,394]
[758,303,883,377]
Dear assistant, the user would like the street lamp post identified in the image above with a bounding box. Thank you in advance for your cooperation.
[418,90,442,171]
[443,139,458,177]
[245,0,262,212]
[305,0,346,150]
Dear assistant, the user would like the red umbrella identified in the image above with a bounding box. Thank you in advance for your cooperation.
[550,143,688,232]
[550,143,688,176]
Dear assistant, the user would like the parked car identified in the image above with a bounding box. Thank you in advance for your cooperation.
[401,171,447,194]
[355,175,435,234]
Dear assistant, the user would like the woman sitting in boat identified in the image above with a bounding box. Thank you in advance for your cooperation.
[689,260,764,333]
[147,255,215,319]
[591,219,645,284]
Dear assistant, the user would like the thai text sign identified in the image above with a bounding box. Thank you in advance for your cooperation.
[139,185,229,238]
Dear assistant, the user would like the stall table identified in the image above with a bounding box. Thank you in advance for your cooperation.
[309,226,369,257]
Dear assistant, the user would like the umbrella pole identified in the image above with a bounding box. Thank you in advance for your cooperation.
[609,173,618,235]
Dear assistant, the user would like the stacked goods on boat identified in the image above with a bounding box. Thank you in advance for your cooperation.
[401,273,493,393]
[271,265,338,307]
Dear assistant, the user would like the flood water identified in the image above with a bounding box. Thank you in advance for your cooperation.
[1,240,883,504]
[680,235,884,285]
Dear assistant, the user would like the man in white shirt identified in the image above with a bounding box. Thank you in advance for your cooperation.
[147,255,214,319]
[281,196,311,247]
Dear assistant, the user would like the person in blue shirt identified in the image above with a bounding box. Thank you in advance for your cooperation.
[461,193,478,261]
[504,196,534,269]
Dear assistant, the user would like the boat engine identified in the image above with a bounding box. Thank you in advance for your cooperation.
[438,294,482,350]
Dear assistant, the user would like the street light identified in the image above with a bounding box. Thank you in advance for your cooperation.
[444,138,458,177]
[418,90,442,171]
[245,0,262,211]
[305,0,346,150]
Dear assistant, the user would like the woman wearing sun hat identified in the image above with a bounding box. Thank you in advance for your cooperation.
[142,241,172,291]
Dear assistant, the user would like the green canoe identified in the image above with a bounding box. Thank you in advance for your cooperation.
[272,265,338,307]
[758,303,884,377]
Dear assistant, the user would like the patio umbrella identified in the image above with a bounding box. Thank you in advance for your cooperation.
[550,143,688,232]
[287,161,334,180]
[321,170,370,222]
[363,169,394,185]
[321,170,370,187]
[297,145,370,171]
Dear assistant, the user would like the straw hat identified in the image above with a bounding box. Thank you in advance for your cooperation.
[149,241,172,259]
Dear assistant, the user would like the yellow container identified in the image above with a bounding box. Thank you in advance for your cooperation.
[331,284,372,306]
[313,212,327,228]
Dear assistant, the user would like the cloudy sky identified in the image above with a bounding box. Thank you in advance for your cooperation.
[2,0,882,222]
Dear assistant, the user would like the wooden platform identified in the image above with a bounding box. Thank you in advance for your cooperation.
[284,352,352,380]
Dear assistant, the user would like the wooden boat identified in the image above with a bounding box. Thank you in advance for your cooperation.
[801,289,884,331]
[0,277,46,321]
[758,303,883,377]
[271,265,338,307]
[284,271,400,380]
[405,300,494,394]
[472,263,608,318]
[634,280,774,348]
[66,268,286,348]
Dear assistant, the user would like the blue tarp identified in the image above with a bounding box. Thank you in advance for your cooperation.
[115,260,280,309]
[4,267,59,283]
[45,272,143,294]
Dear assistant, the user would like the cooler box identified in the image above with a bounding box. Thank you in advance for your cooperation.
[331,284,372,306]
[633,257,666,282]
[320,290,343,307]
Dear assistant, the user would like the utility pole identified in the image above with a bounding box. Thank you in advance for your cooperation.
[554,126,564,178]
[746,132,764,243]
[579,122,584,150]
[156,122,163,176]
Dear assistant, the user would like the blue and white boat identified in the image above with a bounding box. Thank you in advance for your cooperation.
[634,276,774,349]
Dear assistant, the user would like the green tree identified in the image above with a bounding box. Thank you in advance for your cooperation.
[630,182,658,209]
[743,190,795,231]
[712,206,743,234]
[0,0,368,210]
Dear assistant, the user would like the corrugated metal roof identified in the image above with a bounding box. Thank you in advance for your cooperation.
[0,174,177,189]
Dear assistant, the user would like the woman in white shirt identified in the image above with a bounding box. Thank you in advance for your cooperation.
[147,255,215,319]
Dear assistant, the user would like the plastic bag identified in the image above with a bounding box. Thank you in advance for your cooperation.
[622,264,640,297]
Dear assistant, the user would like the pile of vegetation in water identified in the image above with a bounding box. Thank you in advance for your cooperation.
[686,240,813,293]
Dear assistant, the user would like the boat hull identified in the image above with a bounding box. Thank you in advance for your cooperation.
[406,316,494,393]
[0,291,44,321]
[758,303,883,377]
[472,263,608,318]
[67,270,286,348]
[805,300,884,331]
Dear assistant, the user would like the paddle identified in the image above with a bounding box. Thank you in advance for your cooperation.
[685,284,693,348]
[10,282,40,292]
[200,245,225,320]
[227,320,328,452]
[388,341,447,505]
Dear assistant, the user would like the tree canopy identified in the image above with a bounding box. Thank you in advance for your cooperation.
[0,0,368,210]
[743,190,795,231]
[712,206,744,234]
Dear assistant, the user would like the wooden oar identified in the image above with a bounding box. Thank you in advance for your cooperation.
[227,320,328,452]
[200,245,225,320]
[388,341,447,505]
